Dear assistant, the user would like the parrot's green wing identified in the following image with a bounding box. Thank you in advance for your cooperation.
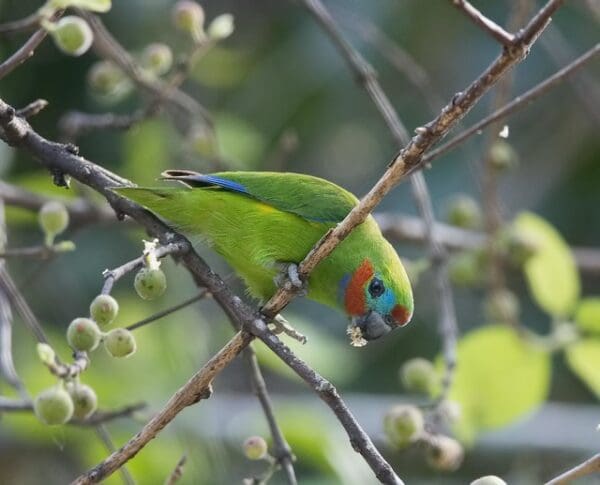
[161,170,359,223]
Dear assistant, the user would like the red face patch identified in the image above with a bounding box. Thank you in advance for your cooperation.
[392,304,411,327]
[344,259,374,316]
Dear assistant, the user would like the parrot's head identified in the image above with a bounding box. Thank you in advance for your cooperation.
[341,255,413,341]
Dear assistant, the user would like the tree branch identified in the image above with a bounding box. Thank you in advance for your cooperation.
[245,348,297,484]
[423,43,600,165]
[450,0,515,46]
[545,453,600,485]
[0,11,62,80]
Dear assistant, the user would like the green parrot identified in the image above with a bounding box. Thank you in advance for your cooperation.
[114,170,413,342]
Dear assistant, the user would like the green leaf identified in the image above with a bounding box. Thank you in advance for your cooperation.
[445,325,551,443]
[514,212,580,317]
[565,339,600,398]
[575,298,600,334]
[50,0,112,13]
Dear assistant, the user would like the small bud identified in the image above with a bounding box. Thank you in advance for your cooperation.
[207,13,234,40]
[243,436,268,460]
[90,294,119,327]
[448,251,482,287]
[483,289,520,323]
[37,343,56,366]
[400,358,438,395]
[172,0,205,39]
[470,476,507,485]
[87,60,127,97]
[46,16,93,57]
[34,386,74,425]
[134,267,167,300]
[67,318,101,352]
[104,328,137,358]
[140,43,173,76]
[383,404,424,449]
[446,194,482,229]
[39,201,69,246]
[426,435,464,471]
[68,383,98,420]
[489,140,518,171]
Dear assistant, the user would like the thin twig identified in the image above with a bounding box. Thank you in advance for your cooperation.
[545,453,600,485]
[76,402,147,426]
[0,398,146,426]
[0,180,119,227]
[245,348,297,484]
[95,424,135,485]
[16,98,48,118]
[540,24,600,125]
[126,291,210,332]
[478,0,533,302]
[450,0,515,46]
[337,9,446,114]
[0,199,28,398]
[164,455,187,485]
[0,266,48,343]
[102,242,185,295]
[0,245,61,259]
[0,12,41,36]
[0,11,62,80]
[59,108,155,143]
[423,43,600,165]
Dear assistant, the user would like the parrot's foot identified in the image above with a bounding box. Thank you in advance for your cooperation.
[269,314,307,344]
[273,263,308,297]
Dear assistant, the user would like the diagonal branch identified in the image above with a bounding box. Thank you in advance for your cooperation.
[0,10,62,80]
[545,453,600,485]
[450,0,515,46]
[423,42,600,164]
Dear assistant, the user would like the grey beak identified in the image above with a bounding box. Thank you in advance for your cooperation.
[352,312,392,341]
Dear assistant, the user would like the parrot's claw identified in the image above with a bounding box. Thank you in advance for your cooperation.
[269,314,307,344]
[273,263,308,297]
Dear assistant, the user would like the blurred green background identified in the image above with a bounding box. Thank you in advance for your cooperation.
[0,0,599,483]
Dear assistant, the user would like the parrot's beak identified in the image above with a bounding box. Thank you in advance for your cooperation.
[352,311,393,341]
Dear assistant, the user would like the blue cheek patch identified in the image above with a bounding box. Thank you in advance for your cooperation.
[367,286,396,315]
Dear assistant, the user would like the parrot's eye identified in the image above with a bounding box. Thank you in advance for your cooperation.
[368,278,385,298]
